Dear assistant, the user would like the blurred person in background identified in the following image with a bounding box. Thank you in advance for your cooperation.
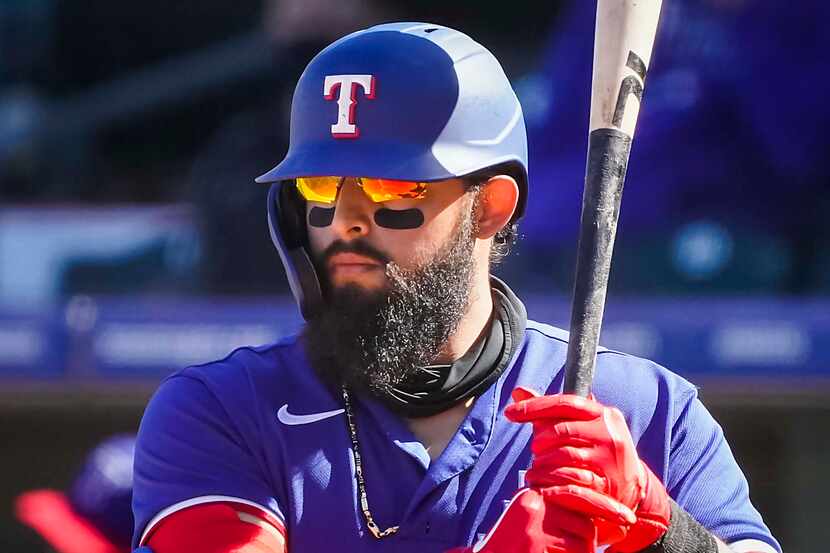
[14,434,136,553]
[189,0,553,296]
[521,0,830,294]
[188,0,396,294]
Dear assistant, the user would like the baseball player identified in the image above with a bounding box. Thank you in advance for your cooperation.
[131,23,781,553]
[15,434,135,553]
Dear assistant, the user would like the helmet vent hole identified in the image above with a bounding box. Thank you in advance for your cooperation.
[424,28,439,33]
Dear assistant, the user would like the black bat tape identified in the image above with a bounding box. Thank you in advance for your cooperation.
[563,128,632,397]
[564,46,647,396]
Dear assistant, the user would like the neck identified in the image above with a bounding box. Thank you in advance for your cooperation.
[434,271,494,364]
[406,396,476,461]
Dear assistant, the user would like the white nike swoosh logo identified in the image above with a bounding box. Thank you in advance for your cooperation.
[277,404,345,426]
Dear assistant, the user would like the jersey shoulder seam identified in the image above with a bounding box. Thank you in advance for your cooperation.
[525,322,619,354]
[525,321,700,396]
[182,335,300,371]
[524,323,569,344]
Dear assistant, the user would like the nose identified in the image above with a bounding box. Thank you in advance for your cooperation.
[330,178,373,239]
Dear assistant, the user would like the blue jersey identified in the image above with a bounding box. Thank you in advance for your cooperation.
[132,320,781,552]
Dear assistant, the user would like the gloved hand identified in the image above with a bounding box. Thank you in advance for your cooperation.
[505,388,671,553]
[445,487,598,553]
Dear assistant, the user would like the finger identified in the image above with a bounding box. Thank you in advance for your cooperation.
[504,394,603,423]
[531,420,602,452]
[544,484,636,525]
[545,535,596,553]
[526,466,608,494]
[541,485,637,526]
[557,534,596,553]
[531,446,604,474]
[510,386,540,403]
[544,528,597,553]
[594,517,630,546]
[506,394,602,422]
[542,502,598,541]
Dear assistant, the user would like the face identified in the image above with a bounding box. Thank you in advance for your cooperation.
[301,176,484,401]
[306,177,476,293]
[300,173,519,403]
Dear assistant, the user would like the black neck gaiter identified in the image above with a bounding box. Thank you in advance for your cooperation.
[380,277,528,418]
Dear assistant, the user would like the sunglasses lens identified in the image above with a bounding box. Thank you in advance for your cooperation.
[296,177,340,203]
[295,177,428,203]
[360,179,427,202]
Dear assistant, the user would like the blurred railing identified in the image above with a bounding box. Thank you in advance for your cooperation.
[2,295,827,400]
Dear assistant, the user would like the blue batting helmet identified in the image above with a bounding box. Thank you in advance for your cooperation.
[256,22,528,319]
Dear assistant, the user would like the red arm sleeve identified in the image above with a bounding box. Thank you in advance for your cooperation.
[142,502,287,553]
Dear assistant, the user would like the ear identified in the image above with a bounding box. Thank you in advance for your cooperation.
[475,175,519,240]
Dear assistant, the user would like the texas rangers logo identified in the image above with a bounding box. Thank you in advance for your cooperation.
[323,74,376,138]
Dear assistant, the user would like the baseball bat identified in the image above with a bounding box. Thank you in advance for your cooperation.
[562,0,663,396]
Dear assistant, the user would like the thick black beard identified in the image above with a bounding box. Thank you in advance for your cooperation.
[303,206,478,400]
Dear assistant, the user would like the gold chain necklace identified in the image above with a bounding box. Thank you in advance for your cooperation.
[341,386,400,539]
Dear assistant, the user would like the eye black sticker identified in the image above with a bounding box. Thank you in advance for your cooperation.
[308,206,335,227]
[374,208,424,230]
[308,206,425,229]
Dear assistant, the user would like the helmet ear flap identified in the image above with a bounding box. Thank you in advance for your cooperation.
[267,182,323,320]
[277,180,309,248]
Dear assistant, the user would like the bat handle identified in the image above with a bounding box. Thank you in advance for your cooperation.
[562,128,632,397]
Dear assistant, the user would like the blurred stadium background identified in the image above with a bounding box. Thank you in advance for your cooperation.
[1,0,828,551]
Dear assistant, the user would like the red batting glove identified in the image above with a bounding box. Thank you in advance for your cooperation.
[504,388,671,553]
[445,487,597,553]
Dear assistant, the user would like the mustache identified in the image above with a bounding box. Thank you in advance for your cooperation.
[321,239,391,267]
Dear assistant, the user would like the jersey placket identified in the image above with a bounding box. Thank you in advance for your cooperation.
[357,380,500,546]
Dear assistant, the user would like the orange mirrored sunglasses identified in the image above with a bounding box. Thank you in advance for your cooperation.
[295,176,428,204]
